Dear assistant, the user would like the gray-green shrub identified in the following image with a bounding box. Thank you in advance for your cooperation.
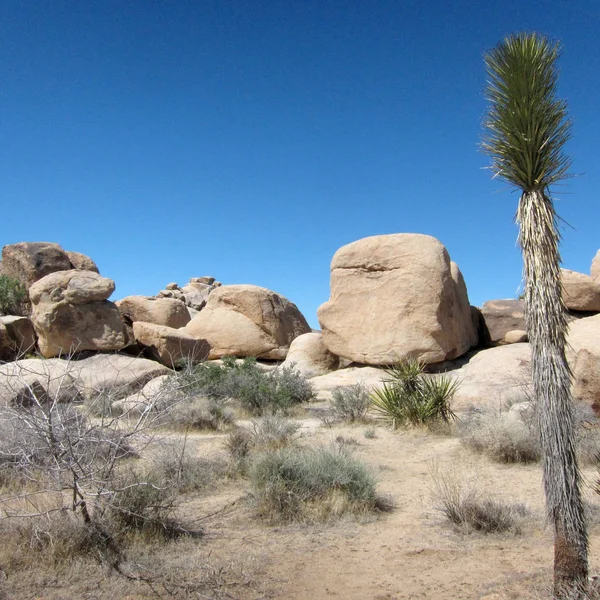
[0,275,26,316]
[329,384,371,423]
[248,444,385,522]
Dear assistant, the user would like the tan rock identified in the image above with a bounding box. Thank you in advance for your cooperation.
[30,270,114,305]
[504,330,528,344]
[132,321,210,367]
[561,269,600,312]
[184,285,311,359]
[1,242,72,288]
[66,251,99,273]
[591,250,600,282]
[480,299,526,343]
[181,283,212,310]
[185,307,278,359]
[317,234,475,365]
[29,271,126,358]
[282,332,339,378]
[0,315,36,356]
[448,344,532,412]
[116,296,190,329]
[567,315,600,407]
[310,366,386,401]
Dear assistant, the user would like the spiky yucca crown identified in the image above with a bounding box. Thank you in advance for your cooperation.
[482,32,571,192]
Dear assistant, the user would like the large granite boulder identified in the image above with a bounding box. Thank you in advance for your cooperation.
[561,269,600,312]
[317,234,476,365]
[184,284,311,360]
[480,299,526,344]
[116,296,190,330]
[132,321,210,367]
[0,315,36,357]
[1,242,72,288]
[29,270,126,357]
[281,332,340,378]
[66,251,99,273]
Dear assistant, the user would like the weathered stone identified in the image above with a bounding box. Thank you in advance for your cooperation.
[480,299,526,344]
[181,283,212,310]
[0,322,17,361]
[317,234,476,365]
[567,315,600,409]
[448,344,531,411]
[0,354,170,406]
[116,296,190,329]
[165,282,179,290]
[591,250,600,283]
[0,315,36,356]
[282,332,339,378]
[561,269,600,312]
[132,321,210,367]
[66,251,99,273]
[190,276,216,286]
[1,242,72,288]
[30,270,114,305]
[310,366,387,401]
[184,285,310,359]
[29,271,125,358]
[504,330,528,344]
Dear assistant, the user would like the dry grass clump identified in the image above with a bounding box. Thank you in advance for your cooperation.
[224,416,300,474]
[327,384,371,423]
[457,407,541,464]
[248,444,388,523]
[432,469,529,534]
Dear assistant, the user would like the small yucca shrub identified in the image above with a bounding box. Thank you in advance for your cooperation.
[370,359,458,428]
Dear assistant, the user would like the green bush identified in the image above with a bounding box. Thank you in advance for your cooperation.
[176,358,313,415]
[370,359,458,428]
[249,444,386,522]
[0,275,26,316]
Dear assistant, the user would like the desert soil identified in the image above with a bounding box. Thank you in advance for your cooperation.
[5,411,600,600]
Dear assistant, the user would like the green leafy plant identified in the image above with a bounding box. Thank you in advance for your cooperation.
[369,358,458,428]
[0,275,26,316]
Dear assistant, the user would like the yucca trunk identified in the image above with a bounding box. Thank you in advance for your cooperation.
[517,190,588,597]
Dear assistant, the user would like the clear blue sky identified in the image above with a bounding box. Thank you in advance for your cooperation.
[2,1,599,328]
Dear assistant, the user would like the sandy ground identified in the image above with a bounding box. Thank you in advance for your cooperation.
[4,414,600,600]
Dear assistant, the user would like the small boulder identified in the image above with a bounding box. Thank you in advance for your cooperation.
[561,269,600,313]
[66,251,99,273]
[116,296,190,329]
[184,284,311,359]
[282,332,339,378]
[2,242,72,288]
[0,315,36,357]
[480,299,526,344]
[132,321,210,367]
[29,271,126,358]
[504,330,528,344]
[567,315,600,408]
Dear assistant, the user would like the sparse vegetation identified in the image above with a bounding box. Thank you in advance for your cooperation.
[248,444,386,522]
[370,358,458,428]
[171,357,313,415]
[432,470,529,534]
[327,383,371,423]
[0,274,26,316]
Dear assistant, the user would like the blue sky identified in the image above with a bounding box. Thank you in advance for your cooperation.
[1,1,599,328]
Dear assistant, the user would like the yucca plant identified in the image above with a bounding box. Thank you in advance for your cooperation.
[369,358,458,428]
[482,32,588,597]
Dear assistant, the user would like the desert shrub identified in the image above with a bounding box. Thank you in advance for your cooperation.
[457,409,541,464]
[363,427,377,439]
[370,359,458,428]
[151,439,228,494]
[167,397,235,431]
[329,384,371,423]
[432,471,528,534]
[224,416,300,474]
[174,358,313,415]
[248,444,385,522]
[0,275,26,316]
